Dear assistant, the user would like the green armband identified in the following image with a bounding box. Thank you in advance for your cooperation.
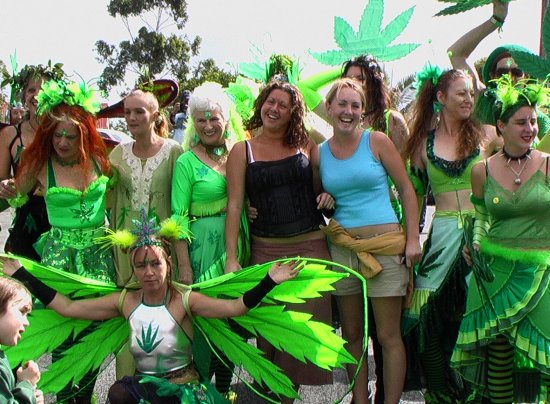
[472,201,490,246]
[297,67,342,110]
[7,193,29,208]
[408,165,428,197]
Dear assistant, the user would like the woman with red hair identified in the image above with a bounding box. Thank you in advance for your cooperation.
[12,79,115,403]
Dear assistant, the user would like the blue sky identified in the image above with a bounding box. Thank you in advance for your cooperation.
[0,0,542,102]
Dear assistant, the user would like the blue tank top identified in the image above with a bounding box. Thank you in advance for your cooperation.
[320,131,398,228]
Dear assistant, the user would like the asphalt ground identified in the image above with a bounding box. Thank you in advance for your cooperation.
[0,208,428,403]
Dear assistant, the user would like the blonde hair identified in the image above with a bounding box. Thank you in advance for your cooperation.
[125,89,169,138]
[325,78,367,110]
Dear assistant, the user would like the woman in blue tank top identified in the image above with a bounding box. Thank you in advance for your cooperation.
[319,78,421,404]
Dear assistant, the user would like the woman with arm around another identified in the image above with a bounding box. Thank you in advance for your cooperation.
[319,78,421,404]
[225,80,334,403]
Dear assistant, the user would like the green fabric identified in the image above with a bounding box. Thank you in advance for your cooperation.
[39,170,115,284]
[296,68,341,110]
[482,44,531,84]
[452,169,550,392]
[108,140,183,286]
[473,202,490,246]
[0,350,36,404]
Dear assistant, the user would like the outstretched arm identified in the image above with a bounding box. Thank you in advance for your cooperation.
[448,0,509,94]
[189,261,300,318]
[1,258,121,321]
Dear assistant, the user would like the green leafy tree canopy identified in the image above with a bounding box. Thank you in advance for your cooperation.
[95,0,201,92]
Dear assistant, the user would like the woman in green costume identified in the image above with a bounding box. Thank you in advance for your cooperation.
[171,82,248,400]
[13,78,115,403]
[452,76,550,403]
[401,67,497,403]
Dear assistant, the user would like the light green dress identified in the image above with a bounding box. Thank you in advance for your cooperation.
[109,139,182,286]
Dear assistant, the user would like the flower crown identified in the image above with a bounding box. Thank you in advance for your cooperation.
[490,74,550,119]
[36,79,101,116]
[95,209,191,252]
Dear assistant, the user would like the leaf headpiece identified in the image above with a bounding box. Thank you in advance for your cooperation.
[36,79,100,116]
[95,208,191,252]
[1,60,65,106]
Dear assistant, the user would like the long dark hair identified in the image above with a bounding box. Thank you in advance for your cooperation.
[342,55,392,132]
[246,80,309,149]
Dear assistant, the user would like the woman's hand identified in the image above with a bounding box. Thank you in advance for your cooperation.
[0,257,22,276]
[225,258,242,274]
[0,179,17,200]
[178,265,193,285]
[16,360,40,386]
[268,261,301,284]
[493,0,509,22]
[247,203,258,223]
[316,192,335,210]
[462,244,479,267]
[405,239,422,269]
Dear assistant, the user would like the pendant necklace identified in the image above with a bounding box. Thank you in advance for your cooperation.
[53,154,81,168]
[502,147,532,185]
[200,141,228,164]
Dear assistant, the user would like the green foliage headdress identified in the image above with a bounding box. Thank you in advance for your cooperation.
[414,63,444,95]
[36,79,101,116]
[1,59,65,106]
[310,0,419,65]
[485,75,550,125]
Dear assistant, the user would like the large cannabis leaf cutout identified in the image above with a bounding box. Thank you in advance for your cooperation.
[510,5,550,80]
[435,0,513,17]
[310,0,419,65]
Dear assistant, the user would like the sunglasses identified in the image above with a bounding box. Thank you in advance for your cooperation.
[495,67,524,78]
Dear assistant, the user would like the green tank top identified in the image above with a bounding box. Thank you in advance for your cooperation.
[486,165,550,250]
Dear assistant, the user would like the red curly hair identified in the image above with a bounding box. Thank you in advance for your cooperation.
[17,104,111,182]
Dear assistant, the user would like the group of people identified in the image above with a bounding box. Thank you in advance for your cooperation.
[1,1,550,403]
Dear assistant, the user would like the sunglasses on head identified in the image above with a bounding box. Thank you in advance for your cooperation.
[495,67,524,78]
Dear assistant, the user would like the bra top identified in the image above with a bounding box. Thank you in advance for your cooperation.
[426,131,481,196]
[8,124,24,174]
[245,141,324,237]
[44,159,108,229]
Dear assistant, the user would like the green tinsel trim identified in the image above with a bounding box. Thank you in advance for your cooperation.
[414,63,443,95]
[480,238,550,266]
[470,194,486,207]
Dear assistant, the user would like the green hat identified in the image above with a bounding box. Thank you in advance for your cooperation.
[482,44,531,85]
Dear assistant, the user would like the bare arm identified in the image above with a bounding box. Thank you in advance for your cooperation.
[388,110,409,158]
[47,292,122,321]
[225,142,247,273]
[373,132,421,268]
[448,0,509,94]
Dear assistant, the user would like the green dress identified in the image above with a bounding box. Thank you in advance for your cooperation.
[171,150,250,283]
[109,139,183,286]
[36,159,115,283]
[452,169,550,393]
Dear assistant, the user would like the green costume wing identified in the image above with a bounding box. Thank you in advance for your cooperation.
[310,0,419,65]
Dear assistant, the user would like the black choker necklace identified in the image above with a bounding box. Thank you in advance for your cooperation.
[501,147,532,161]
[200,141,228,164]
[54,155,81,167]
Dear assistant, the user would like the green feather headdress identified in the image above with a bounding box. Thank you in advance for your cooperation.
[36,79,100,116]
[95,208,191,252]
[414,63,443,95]
[1,60,65,106]
[488,74,550,122]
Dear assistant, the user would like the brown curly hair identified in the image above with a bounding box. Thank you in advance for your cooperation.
[245,80,309,149]
[404,69,482,162]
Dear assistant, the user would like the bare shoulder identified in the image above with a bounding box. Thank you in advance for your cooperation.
[0,126,17,147]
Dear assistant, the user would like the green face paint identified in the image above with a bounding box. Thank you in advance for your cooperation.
[205,111,212,119]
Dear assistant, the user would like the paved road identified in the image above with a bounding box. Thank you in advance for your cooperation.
[0,208,427,403]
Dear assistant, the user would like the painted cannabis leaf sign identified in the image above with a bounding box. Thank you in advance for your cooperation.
[435,0,513,17]
[310,0,420,65]
[510,5,550,80]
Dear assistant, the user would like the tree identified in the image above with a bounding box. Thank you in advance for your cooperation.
[95,0,201,92]
[181,58,237,91]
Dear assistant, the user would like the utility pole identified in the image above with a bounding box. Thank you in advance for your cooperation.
[542,0,549,56]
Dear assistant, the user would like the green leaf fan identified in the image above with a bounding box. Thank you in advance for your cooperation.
[435,0,513,17]
[310,0,420,65]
